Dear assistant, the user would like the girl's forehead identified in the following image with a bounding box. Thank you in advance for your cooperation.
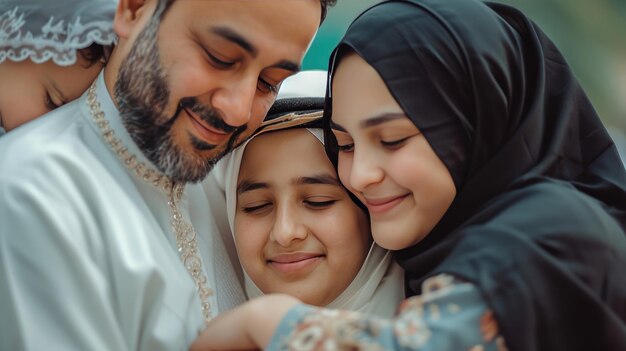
[239,129,330,175]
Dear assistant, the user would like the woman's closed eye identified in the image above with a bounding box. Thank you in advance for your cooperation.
[337,143,354,153]
[381,136,412,148]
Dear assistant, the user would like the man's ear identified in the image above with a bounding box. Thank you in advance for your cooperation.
[114,0,153,40]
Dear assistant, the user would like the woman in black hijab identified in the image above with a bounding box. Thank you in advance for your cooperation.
[191,1,626,350]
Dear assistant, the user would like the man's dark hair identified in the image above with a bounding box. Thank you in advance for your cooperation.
[158,0,337,25]
[320,0,338,24]
[78,43,111,67]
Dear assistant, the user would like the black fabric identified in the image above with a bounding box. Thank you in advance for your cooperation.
[324,0,626,350]
[266,97,325,121]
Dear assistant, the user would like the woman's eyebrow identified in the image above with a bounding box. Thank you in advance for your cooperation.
[330,113,406,131]
[360,113,406,128]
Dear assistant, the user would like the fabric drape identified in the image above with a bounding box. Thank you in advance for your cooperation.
[323,1,626,350]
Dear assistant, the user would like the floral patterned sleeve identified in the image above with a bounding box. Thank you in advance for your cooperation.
[266,274,509,351]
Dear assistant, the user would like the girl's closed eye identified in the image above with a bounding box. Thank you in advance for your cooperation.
[240,201,272,214]
[303,198,338,209]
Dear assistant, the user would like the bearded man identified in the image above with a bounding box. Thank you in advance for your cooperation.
[0,0,333,349]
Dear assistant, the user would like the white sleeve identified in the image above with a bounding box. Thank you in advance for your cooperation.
[0,179,128,351]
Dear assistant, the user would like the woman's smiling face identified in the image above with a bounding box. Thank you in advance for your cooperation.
[330,52,457,250]
[234,128,371,306]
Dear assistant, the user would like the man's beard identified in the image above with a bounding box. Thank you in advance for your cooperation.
[114,16,245,183]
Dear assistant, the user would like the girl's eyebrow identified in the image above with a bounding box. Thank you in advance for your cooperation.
[294,173,341,187]
[237,179,268,195]
[330,113,406,131]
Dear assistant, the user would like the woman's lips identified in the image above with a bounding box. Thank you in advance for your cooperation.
[364,194,409,215]
[184,107,229,145]
[267,253,324,274]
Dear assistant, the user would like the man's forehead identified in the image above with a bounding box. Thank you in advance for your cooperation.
[174,0,320,54]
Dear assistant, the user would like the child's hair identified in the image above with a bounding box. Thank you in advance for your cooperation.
[78,43,111,68]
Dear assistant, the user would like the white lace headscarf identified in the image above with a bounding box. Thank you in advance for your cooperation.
[0,0,117,66]
[219,71,406,318]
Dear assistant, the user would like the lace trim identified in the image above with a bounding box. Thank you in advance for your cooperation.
[86,82,214,324]
[0,6,116,66]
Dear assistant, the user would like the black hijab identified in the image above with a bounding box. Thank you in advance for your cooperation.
[324,1,626,350]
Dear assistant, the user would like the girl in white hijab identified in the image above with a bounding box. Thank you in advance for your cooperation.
[0,0,116,135]
[220,71,404,317]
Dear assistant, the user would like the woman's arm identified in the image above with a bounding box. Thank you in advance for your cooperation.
[191,275,508,351]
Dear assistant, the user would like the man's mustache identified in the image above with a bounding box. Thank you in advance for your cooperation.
[179,97,240,134]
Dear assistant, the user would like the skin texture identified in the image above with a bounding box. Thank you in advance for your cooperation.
[0,57,102,131]
[189,51,458,351]
[235,129,371,306]
[330,52,457,250]
[105,0,321,182]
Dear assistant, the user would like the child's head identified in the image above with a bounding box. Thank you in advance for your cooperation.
[221,70,405,314]
[234,127,371,306]
[0,0,116,132]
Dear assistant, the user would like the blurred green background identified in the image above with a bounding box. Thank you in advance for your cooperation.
[302,0,626,139]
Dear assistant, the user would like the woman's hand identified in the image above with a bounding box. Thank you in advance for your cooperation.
[190,294,301,351]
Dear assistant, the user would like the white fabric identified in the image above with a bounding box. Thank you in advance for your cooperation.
[0,72,245,350]
[274,69,328,99]
[220,121,404,318]
[0,0,117,66]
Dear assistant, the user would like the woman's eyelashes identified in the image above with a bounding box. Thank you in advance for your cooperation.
[380,135,413,149]
[335,133,420,153]
[337,143,354,153]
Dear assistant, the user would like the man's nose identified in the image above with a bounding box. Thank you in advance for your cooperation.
[210,76,257,127]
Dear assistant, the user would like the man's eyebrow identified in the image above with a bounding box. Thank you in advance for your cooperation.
[271,60,300,72]
[237,180,268,195]
[360,113,406,128]
[211,26,257,57]
[295,174,341,187]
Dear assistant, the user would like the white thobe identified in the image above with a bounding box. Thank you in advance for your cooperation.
[0,73,245,350]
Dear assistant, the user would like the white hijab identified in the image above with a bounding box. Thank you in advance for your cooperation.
[220,71,405,318]
[0,0,117,66]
